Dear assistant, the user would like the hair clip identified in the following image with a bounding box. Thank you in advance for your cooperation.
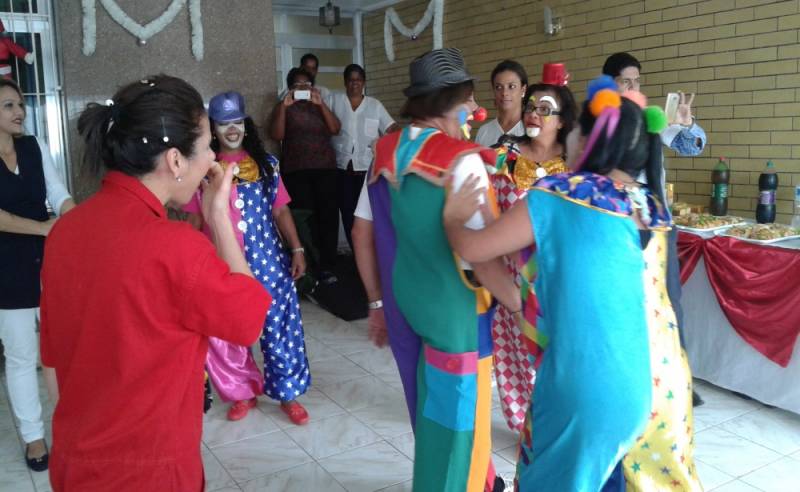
[160,116,170,143]
[140,79,149,85]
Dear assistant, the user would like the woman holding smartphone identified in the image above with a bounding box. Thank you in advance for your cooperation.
[269,67,341,284]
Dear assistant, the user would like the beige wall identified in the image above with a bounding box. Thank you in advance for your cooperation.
[56,1,277,200]
[364,0,800,223]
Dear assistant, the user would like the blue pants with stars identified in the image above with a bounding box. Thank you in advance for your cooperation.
[238,180,311,402]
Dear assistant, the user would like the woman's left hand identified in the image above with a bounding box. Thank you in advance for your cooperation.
[310,88,323,106]
[291,250,306,279]
[443,175,484,226]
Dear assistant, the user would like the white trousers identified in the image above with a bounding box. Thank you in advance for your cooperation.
[0,307,45,443]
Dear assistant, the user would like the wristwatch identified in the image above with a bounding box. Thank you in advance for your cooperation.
[367,299,383,310]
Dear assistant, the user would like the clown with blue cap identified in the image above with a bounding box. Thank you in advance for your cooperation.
[184,91,312,425]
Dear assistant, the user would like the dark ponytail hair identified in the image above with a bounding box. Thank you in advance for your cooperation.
[578,97,664,202]
[77,74,206,177]
[523,83,577,148]
[210,116,274,179]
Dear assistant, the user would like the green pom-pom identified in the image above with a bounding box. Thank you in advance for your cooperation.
[642,106,668,134]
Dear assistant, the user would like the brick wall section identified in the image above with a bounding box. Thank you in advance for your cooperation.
[364,0,800,222]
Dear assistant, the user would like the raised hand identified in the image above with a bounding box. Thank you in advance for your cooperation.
[675,91,695,127]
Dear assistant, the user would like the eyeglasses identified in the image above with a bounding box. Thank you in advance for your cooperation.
[291,82,312,89]
[523,105,561,117]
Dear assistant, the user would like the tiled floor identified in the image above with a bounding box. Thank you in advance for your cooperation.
[2,301,800,491]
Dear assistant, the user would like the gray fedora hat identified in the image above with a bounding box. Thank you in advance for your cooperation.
[403,48,476,97]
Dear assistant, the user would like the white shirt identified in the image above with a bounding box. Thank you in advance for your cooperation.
[329,92,395,171]
[354,127,488,227]
[474,119,525,147]
[11,137,72,215]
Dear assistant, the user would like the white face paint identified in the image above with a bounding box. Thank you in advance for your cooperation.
[214,120,245,150]
[526,126,541,138]
[538,95,559,111]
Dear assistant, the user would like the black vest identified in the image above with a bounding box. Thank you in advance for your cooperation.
[0,136,48,309]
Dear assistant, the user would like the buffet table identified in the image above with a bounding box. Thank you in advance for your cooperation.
[678,231,800,415]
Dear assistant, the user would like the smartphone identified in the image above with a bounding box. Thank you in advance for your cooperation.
[293,89,311,101]
[664,92,679,124]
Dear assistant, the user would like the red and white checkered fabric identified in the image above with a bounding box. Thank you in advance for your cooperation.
[490,174,536,431]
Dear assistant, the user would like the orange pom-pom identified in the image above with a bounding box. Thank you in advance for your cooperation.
[589,89,621,117]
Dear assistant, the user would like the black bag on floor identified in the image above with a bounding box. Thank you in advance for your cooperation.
[307,254,367,321]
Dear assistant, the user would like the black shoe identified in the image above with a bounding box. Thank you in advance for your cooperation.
[318,271,338,285]
[692,390,705,407]
[25,443,49,472]
[493,475,506,492]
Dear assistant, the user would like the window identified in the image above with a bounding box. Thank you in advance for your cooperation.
[1,0,68,190]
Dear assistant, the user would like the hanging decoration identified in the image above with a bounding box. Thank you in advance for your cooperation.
[82,0,204,60]
[384,0,443,62]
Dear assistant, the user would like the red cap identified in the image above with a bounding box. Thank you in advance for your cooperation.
[541,63,569,86]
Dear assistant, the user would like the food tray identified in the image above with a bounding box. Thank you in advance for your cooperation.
[719,232,800,244]
[675,222,747,234]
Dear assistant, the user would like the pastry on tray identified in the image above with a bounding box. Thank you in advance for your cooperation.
[673,213,743,229]
[725,223,800,241]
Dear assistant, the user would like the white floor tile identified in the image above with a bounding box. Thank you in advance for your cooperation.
[351,397,414,439]
[496,444,518,465]
[202,448,237,491]
[211,431,312,483]
[491,408,520,451]
[386,432,414,460]
[284,414,380,460]
[345,348,399,376]
[719,406,800,455]
[694,427,782,477]
[740,456,800,491]
[493,452,517,484]
[318,375,402,412]
[258,388,347,430]
[319,441,412,492]
[694,459,735,490]
[308,355,369,387]
[693,386,762,427]
[305,336,341,363]
[0,459,34,492]
[239,461,346,492]
[202,398,281,448]
[709,479,764,491]
[377,480,412,492]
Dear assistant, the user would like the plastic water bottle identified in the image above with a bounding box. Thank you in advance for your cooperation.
[791,185,800,229]
[756,161,778,224]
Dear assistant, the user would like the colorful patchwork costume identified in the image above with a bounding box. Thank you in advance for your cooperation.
[489,144,569,431]
[368,127,501,492]
[514,172,655,491]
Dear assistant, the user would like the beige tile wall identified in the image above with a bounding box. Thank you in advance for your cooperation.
[364,0,800,222]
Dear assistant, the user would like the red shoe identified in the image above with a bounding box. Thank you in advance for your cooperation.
[280,401,309,425]
[227,398,257,421]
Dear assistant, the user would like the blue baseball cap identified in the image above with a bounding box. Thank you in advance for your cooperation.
[208,92,247,123]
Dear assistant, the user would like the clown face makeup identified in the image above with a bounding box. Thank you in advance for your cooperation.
[214,120,245,151]
[523,92,562,141]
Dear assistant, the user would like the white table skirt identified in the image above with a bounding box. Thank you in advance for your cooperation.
[683,257,800,415]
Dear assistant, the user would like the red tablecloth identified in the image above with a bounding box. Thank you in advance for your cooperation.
[677,232,800,367]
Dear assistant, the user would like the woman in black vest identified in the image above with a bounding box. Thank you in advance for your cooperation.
[0,78,74,471]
